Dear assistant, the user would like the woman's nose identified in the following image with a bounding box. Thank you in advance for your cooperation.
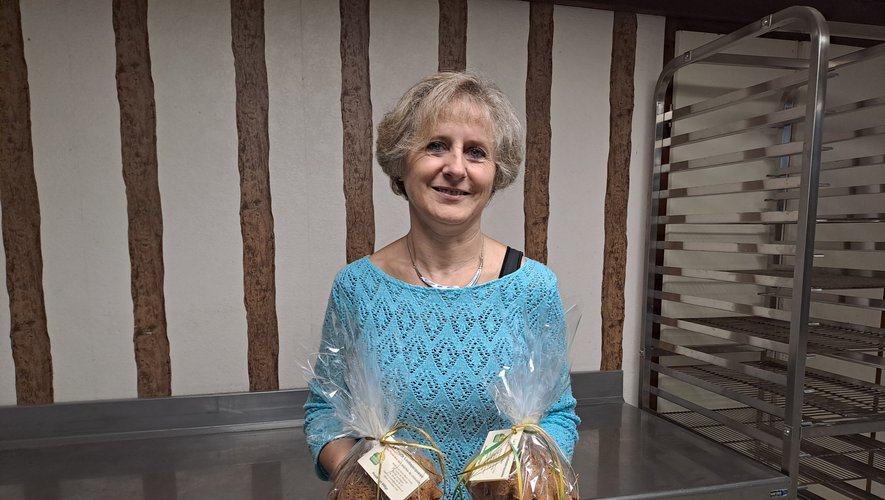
[442,151,467,179]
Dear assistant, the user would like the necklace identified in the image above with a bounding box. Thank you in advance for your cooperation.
[406,234,484,289]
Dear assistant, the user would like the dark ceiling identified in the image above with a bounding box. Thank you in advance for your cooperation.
[544,0,885,29]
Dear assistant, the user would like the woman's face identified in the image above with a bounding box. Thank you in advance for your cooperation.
[403,101,496,233]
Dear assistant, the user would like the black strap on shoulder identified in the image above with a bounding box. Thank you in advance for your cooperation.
[498,247,524,278]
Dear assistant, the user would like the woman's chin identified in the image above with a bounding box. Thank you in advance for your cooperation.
[423,210,478,228]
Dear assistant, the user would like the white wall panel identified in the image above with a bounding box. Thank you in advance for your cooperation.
[467,0,530,250]
[268,0,345,390]
[623,14,665,405]
[370,0,439,250]
[16,0,134,403]
[150,0,247,396]
[0,227,12,405]
[548,6,613,373]
[0,248,8,406]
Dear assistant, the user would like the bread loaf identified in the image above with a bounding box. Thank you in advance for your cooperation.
[331,450,444,500]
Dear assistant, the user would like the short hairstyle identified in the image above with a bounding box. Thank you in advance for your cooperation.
[376,72,524,199]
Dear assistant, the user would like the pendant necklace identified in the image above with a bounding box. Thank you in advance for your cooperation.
[407,234,484,289]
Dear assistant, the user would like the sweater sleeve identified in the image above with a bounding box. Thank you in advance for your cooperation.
[303,277,350,480]
[535,266,581,461]
[540,386,581,460]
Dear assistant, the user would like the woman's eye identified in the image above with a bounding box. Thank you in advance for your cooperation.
[426,141,447,154]
[466,146,487,161]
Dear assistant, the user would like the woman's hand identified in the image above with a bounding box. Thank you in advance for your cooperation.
[319,437,358,479]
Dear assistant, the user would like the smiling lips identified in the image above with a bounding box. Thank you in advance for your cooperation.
[434,186,470,196]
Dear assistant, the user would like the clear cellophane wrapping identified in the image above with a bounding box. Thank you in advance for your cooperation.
[305,307,444,499]
[466,303,582,500]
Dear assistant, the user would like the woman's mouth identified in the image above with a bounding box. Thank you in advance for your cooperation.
[433,187,470,196]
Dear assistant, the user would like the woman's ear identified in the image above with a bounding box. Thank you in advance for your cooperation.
[396,177,408,200]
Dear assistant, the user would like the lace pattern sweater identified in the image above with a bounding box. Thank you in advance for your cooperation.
[303,256,580,493]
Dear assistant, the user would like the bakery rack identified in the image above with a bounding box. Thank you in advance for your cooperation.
[640,6,885,499]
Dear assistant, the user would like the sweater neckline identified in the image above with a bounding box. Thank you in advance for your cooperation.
[360,255,532,291]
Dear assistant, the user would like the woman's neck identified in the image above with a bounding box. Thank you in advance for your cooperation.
[407,221,484,282]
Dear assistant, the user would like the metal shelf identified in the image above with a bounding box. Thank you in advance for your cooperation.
[657,266,885,289]
[658,212,885,225]
[667,42,885,122]
[662,408,885,498]
[663,124,885,172]
[669,316,885,367]
[657,360,885,435]
[654,241,885,256]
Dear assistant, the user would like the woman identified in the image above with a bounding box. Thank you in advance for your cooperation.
[304,72,579,495]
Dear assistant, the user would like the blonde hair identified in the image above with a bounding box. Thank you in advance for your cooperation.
[376,72,524,199]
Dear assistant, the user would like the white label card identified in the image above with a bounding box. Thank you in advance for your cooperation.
[357,443,430,500]
[469,429,524,482]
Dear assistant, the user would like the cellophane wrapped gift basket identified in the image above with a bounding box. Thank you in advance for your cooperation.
[305,308,445,500]
[463,304,582,500]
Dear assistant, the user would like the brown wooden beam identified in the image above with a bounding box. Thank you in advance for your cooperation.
[0,0,53,405]
[113,0,172,398]
[536,0,885,27]
[340,0,375,263]
[524,1,554,264]
[600,11,637,371]
[438,0,468,72]
[231,0,280,391]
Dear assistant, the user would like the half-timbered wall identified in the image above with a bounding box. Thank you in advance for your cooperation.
[0,0,664,405]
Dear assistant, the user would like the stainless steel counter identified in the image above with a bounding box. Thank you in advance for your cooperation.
[0,371,788,499]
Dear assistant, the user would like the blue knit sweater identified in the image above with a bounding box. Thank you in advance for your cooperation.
[303,256,580,496]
